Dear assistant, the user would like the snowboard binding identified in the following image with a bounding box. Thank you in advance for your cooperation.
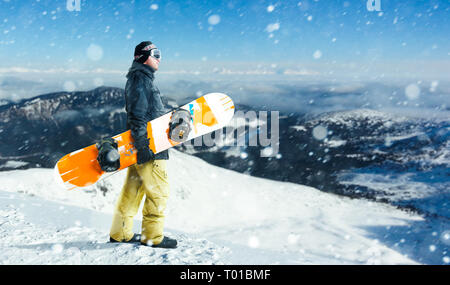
[168,108,192,143]
[96,137,120,172]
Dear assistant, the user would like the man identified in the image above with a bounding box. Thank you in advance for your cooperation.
[109,41,177,249]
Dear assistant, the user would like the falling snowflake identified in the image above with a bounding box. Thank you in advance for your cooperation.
[265,22,280,33]
[405,84,420,100]
[313,50,322,59]
[261,147,274,157]
[86,44,103,61]
[441,230,450,245]
[429,80,439,92]
[208,15,221,25]
[312,125,327,140]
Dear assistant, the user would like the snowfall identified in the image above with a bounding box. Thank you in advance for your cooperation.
[0,149,448,265]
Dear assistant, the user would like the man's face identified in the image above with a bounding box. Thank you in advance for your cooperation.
[144,47,161,71]
[147,55,160,71]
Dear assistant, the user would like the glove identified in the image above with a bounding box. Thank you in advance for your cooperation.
[137,147,155,165]
[134,137,155,165]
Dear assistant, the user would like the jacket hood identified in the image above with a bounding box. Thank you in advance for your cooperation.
[126,60,155,80]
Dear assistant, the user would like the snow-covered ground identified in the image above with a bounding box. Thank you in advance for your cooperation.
[0,150,448,264]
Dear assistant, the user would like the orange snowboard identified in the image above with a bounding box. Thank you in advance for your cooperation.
[54,93,235,190]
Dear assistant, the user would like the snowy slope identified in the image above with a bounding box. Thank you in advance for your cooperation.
[0,150,446,264]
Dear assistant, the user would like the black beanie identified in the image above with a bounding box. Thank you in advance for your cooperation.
[134,41,155,63]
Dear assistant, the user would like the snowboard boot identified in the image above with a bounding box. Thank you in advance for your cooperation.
[168,109,192,142]
[109,233,141,243]
[97,137,120,172]
[142,236,178,249]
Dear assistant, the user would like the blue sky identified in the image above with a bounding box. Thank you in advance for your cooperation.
[0,0,449,73]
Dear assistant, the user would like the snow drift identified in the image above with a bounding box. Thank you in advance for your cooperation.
[0,150,447,264]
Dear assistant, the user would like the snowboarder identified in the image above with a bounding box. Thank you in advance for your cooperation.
[109,41,177,249]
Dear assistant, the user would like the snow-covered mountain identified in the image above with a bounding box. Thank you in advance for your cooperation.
[0,86,126,168]
[1,86,449,224]
[1,149,448,265]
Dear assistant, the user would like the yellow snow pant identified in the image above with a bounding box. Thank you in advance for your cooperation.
[110,159,169,245]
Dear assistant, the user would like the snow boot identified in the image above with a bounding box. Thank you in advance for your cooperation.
[109,233,141,243]
[142,236,177,249]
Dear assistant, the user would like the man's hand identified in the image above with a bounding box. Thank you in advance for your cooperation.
[137,147,155,164]
[134,137,155,164]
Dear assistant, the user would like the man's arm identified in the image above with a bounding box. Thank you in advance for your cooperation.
[127,77,155,163]
[128,78,148,141]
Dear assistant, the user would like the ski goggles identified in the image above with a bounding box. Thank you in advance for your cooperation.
[149,48,161,60]
[134,44,161,60]
[141,44,161,60]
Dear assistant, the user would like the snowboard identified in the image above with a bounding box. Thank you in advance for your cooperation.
[54,93,235,190]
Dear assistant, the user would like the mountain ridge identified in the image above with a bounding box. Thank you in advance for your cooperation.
[0,86,448,220]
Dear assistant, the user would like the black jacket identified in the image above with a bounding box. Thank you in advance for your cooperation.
[124,60,169,160]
